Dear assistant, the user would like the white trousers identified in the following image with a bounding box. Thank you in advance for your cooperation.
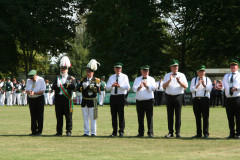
[44,93,50,105]
[16,93,22,105]
[21,92,27,105]
[0,93,5,106]
[49,92,54,105]
[81,106,96,135]
[6,91,12,106]
[12,91,16,105]
[76,92,82,105]
[98,91,105,106]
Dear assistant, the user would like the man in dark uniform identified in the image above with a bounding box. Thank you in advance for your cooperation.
[52,56,75,136]
[79,59,100,136]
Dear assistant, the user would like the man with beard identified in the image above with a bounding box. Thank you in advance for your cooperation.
[52,56,76,136]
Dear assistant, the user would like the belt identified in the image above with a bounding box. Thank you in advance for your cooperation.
[83,97,98,108]
[167,94,182,97]
[194,97,208,100]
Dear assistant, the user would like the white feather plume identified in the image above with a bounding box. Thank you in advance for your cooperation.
[86,59,100,71]
[60,56,71,67]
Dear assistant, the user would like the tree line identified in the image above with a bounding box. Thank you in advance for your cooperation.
[1,0,240,80]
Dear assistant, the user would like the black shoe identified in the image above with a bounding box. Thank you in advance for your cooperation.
[227,135,235,139]
[136,134,144,137]
[83,134,89,137]
[29,133,36,136]
[192,135,202,138]
[35,133,42,136]
[119,133,124,137]
[176,134,181,138]
[165,133,174,138]
[148,133,154,138]
[66,132,71,136]
[54,133,62,136]
[236,135,240,139]
[204,135,209,139]
[91,134,96,137]
[109,134,117,137]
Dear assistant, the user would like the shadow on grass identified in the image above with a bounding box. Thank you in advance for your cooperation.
[0,134,238,140]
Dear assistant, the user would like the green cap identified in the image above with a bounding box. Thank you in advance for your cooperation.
[229,59,239,65]
[28,70,37,76]
[114,62,123,68]
[140,65,150,70]
[196,65,206,72]
[101,76,105,79]
[6,77,10,79]
[170,59,179,66]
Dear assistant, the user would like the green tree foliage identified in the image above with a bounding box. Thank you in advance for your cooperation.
[77,0,169,79]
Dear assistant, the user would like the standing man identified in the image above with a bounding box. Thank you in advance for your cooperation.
[26,70,46,135]
[15,80,22,106]
[0,79,5,106]
[106,62,130,137]
[163,59,188,138]
[52,56,75,136]
[190,65,212,139]
[44,80,51,105]
[222,59,240,139]
[75,79,82,105]
[5,77,14,106]
[79,59,100,136]
[12,78,17,106]
[21,80,27,106]
[132,65,156,138]
[99,76,106,106]
[210,80,218,107]
[155,76,164,106]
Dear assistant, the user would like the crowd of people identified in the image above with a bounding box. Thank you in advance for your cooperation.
[0,57,240,139]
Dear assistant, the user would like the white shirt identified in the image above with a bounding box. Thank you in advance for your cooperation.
[26,76,46,98]
[0,82,4,88]
[132,76,156,101]
[156,81,164,91]
[190,77,212,98]
[163,72,188,95]
[223,71,240,98]
[106,73,130,95]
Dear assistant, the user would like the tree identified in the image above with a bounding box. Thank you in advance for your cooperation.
[77,0,169,79]
[7,0,77,76]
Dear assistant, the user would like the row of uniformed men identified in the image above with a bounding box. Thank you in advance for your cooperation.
[0,78,27,106]
[25,56,240,139]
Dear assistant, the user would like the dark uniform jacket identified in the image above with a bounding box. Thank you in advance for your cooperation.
[52,75,75,99]
[79,77,99,107]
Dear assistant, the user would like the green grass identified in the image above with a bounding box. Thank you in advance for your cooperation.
[0,105,239,160]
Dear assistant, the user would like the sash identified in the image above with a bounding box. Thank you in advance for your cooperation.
[58,76,73,113]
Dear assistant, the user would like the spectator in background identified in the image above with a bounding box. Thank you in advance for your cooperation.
[0,78,6,106]
[99,76,106,106]
[15,80,22,106]
[21,80,27,106]
[216,80,224,107]
[155,76,164,106]
[210,80,218,107]
[5,77,14,106]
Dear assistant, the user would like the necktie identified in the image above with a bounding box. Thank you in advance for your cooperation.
[230,73,235,95]
[158,81,160,90]
[114,75,119,94]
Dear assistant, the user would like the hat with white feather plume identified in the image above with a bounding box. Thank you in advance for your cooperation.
[86,59,100,72]
[60,56,72,68]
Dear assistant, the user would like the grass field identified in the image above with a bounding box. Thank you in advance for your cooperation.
[0,105,240,160]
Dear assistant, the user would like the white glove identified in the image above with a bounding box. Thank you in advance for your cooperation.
[83,82,89,90]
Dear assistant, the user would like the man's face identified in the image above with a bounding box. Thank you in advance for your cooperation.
[30,75,37,81]
[230,64,239,73]
[197,70,205,78]
[141,70,149,77]
[114,67,122,75]
[86,70,94,78]
[60,68,68,75]
[170,65,179,73]
[213,80,216,84]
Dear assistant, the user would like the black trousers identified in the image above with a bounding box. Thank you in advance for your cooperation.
[193,97,210,136]
[110,94,125,134]
[29,95,44,134]
[210,94,217,107]
[136,99,153,135]
[55,95,72,134]
[166,94,183,134]
[225,97,240,136]
[217,93,223,106]
[156,91,164,106]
